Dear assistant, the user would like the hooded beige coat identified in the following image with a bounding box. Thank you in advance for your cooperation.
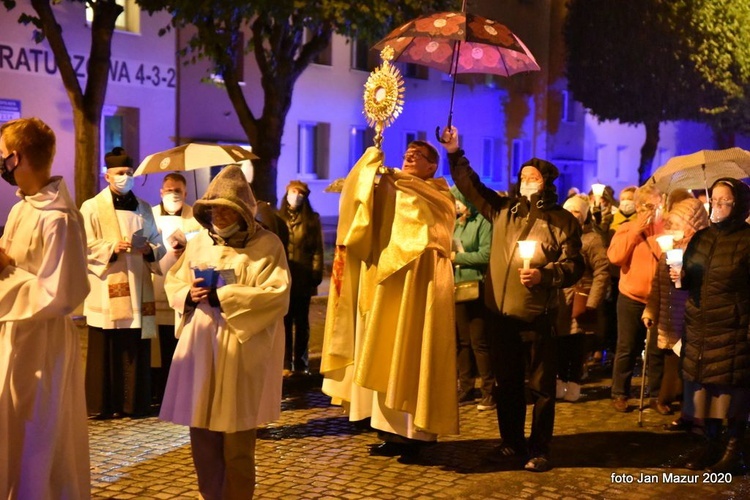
[159,166,290,433]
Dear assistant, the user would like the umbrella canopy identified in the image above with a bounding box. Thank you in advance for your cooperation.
[134,143,258,176]
[372,12,540,77]
[646,147,750,193]
[371,11,539,140]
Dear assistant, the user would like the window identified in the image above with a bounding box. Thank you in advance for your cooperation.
[100,105,139,181]
[86,0,140,34]
[350,39,379,72]
[298,121,330,179]
[305,29,332,66]
[561,90,575,123]
[402,63,428,80]
[616,145,628,180]
[349,126,375,167]
[403,130,427,150]
[511,139,525,179]
[482,137,495,179]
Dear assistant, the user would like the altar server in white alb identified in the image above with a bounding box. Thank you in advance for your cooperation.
[0,117,90,499]
[150,173,201,403]
[160,165,290,499]
[80,147,166,419]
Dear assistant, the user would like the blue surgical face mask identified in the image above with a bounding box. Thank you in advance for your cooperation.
[112,173,134,194]
[212,221,240,239]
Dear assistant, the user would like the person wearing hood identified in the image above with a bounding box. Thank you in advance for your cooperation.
[556,195,609,402]
[451,185,495,411]
[672,178,750,474]
[0,118,91,498]
[80,147,166,419]
[280,179,324,377]
[160,165,290,499]
[607,184,665,413]
[150,173,202,404]
[441,127,584,473]
[642,197,708,421]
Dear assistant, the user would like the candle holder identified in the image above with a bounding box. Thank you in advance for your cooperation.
[666,249,684,288]
[591,183,606,197]
[517,240,537,270]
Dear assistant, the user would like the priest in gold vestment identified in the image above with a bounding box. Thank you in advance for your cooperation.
[322,141,457,458]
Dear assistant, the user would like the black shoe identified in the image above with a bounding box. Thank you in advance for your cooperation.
[88,413,114,421]
[706,438,748,475]
[524,454,552,472]
[458,391,477,406]
[369,442,412,457]
[486,442,528,465]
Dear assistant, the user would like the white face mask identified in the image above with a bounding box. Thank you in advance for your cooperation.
[162,192,184,214]
[519,182,542,199]
[212,221,240,239]
[619,200,636,216]
[112,174,134,194]
[287,192,303,209]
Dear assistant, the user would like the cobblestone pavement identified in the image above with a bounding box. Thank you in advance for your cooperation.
[84,301,750,499]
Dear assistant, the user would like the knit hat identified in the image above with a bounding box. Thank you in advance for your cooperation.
[286,180,310,196]
[516,158,559,206]
[104,147,133,169]
[668,197,708,235]
[563,194,590,225]
[193,165,258,232]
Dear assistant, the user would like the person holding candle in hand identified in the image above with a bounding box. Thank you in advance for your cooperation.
[672,178,750,474]
[440,127,584,473]
[642,197,708,419]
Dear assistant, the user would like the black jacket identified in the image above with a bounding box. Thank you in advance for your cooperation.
[449,151,584,323]
[682,178,750,386]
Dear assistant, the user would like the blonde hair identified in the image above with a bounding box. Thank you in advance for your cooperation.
[0,117,56,171]
[634,184,662,206]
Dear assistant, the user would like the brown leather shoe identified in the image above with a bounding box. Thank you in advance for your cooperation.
[650,399,673,415]
[612,396,628,412]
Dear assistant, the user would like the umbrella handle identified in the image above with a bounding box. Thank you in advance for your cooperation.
[436,126,449,144]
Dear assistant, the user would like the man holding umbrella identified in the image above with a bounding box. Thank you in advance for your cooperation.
[440,127,584,472]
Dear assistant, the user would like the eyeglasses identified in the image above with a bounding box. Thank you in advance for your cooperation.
[403,150,428,162]
[710,198,734,208]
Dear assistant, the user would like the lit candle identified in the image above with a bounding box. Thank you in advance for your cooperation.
[666,248,684,288]
[656,234,674,253]
[591,183,606,197]
[517,240,537,270]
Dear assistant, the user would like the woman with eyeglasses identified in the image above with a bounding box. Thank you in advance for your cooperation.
[673,178,750,474]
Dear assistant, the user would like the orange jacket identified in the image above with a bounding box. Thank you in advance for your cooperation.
[607,220,663,304]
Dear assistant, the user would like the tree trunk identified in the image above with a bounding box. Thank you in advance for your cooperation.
[72,109,100,206]
[639,120,660,185]
[712,125,736,149]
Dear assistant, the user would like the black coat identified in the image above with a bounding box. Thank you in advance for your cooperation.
[682,178,750,386]
[449,151,584,323]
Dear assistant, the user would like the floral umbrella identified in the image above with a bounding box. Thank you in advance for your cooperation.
[372,11,540,138]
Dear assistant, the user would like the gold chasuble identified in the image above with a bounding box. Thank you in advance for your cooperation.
[321,147,458,437]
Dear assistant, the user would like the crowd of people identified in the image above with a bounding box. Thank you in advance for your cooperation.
[1,117,750,498]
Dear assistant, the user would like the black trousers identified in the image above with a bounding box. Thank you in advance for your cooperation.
[152,324,179,405]
[456,298,495,397]
[284,293,312,371]
[557,334,586,384]
[488,312,557,455]
[85,326,151,416]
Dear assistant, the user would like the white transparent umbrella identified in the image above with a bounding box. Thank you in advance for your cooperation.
[646,147,750,193]
[134,143,258,176]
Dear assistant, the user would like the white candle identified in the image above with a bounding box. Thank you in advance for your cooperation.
[517,240,537,270]
[666,248,684,288]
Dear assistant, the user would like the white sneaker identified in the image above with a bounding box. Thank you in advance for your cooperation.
[556,379,567,399]
[564,382,581,402]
